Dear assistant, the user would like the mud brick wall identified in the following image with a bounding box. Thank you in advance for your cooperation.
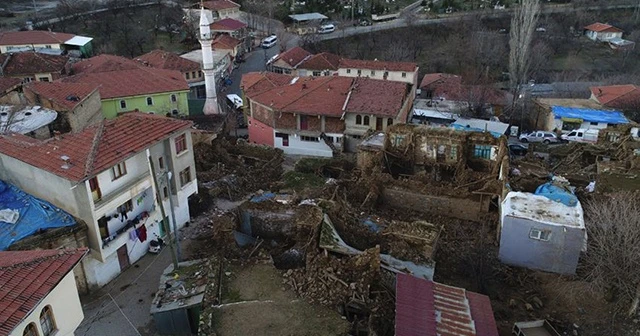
[306,114,321,131]
[274,112,296,129]
[381,187,490,222]
[325,117,345,133]
[251,101,274,126]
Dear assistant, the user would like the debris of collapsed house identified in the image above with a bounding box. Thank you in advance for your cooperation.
[357,124,509,221]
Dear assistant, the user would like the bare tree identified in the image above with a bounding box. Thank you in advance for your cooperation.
[508,0,540,109]
[583,192,640,316]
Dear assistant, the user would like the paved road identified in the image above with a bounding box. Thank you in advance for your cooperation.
[317,3,639,41]
[226,42,289,96]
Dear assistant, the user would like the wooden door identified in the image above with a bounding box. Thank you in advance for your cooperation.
[117,245,130,271]
[300,115,308,130]
[376,118,383,131]
[89,177,101,202]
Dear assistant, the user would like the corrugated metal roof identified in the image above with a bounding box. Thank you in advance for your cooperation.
[395,273,499,336]
[288,13,328,21]
[551,106,628,124]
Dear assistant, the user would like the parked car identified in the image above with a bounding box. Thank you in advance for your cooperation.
[519,131,559,144]
[359,19,372,26]
[261,35,277,48]
[561,128,599,143]
[508,144,529,156]
[318,24,336,34]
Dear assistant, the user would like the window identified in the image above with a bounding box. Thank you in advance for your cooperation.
[401,72,407,78]
[98,216,109,239]
[387,118,393,127]
[158,157,164,169]
[40,306,56,336]
[370,70,375,76]
[384,71,389,79]
[175,134,187,154]
[301,136,319,142]
[392,134,405,146]
[146,97,153,106]
[198,71,203,77]
[179,167,192,187]
[23,77,32,83]
[363,116,370,126]
[473,145,492,159]
[346,69,351,74]
[335,137,342,143]
[313,71,321,76]
[163,186,169,199]
[170,94,177,103]
[119,100,126,109]
[186,72,190,79]
[38,77,49,82]
[450,145,458,160]
[89,177,101,201]
[529,228,551,241]
[326,136,335,143]
[172,109,179,115]
[111,162,127,180]
[357,69,361,76]
[117,200,133,215]
[590,122,598,126]
[355,115,362,125]
[300,115,308,130]
[192,71,196,78]
[23,323,38,336]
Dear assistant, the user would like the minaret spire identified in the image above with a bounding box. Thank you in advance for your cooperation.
[198,4,221,115]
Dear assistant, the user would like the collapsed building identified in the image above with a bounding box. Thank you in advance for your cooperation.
[358,124,509,222]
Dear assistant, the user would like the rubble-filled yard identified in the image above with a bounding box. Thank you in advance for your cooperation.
[186,132,640,336]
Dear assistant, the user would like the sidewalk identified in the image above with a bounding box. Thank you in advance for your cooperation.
[75,247,172,336]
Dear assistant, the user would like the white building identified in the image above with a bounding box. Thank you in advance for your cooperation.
[1,249,87,336]
[0,113,198,289]
[337,58,419,96]
[584,22,624,42]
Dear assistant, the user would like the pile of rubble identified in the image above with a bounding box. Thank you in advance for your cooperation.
[194,138,284,201]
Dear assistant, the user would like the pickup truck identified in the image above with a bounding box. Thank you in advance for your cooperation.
[561,128,599,143]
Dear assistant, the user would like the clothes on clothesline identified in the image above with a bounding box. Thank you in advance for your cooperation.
[137,224,147,242]
[129,229,138,241]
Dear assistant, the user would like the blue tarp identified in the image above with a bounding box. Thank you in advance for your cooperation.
[0,180,76,250]
[551,106,628,124]
[535,182,578,207]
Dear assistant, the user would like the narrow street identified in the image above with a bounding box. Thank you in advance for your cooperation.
[227,40,292,96]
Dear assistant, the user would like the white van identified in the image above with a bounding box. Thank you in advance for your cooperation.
[261,35,277,48]
[226,94,243,110]
[318,24,335,34]
[561,128,599,143]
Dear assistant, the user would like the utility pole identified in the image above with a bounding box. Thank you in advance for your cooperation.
[165,170,182,261]
[149,155,179,270]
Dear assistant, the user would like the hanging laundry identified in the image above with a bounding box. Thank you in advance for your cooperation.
[129,229,138,241]
[137,224,147,242]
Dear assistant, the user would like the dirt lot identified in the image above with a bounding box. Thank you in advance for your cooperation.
[212,263,350,336]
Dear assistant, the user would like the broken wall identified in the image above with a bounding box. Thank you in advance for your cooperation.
[381,186,491,222]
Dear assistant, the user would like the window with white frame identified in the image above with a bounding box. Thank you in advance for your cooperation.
[301,136,319,142]
[23,323,38,336]
[401,72,407,78]
[111,162,127,180]
[170,94,177,103]
[40,306,56,336]
[179,167,192,187]
[119,100,127,109]
[346,69,351,74]
[146,97,153,106]
[175,134,187,154]
[529,228,551,241]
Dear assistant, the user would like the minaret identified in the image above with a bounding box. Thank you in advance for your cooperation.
[198,6,221,115]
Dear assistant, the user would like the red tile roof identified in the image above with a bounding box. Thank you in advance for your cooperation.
[70,54,140,74]
[248,75,408,117]
[346,77,408,117]
[0,113,192,182]
[0,77,21,94]
[274,47,312,68]
[210,18,247,31]
[1,52,69,76]
[584,22,623,33]
[0,248,88,336]
[241,71,295,96]
[395,273,499,336]
[420,73,462,90]
[202,0,240,10]
[339,58,417,72]
[135,50,200,72]
[0,30,77,46]
[213,34,241,50]
[298,52,342,71]
[25,81,100,111]
[61,67,189,99]
[590,84,638,104]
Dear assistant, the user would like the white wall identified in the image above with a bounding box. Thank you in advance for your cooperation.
[273,131,341,157]
[1,43,62,53]
[93,154,149,199]
[9,270,84,336]
[337,68,416,85]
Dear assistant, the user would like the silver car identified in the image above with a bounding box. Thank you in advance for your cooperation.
[519,131,559,144]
